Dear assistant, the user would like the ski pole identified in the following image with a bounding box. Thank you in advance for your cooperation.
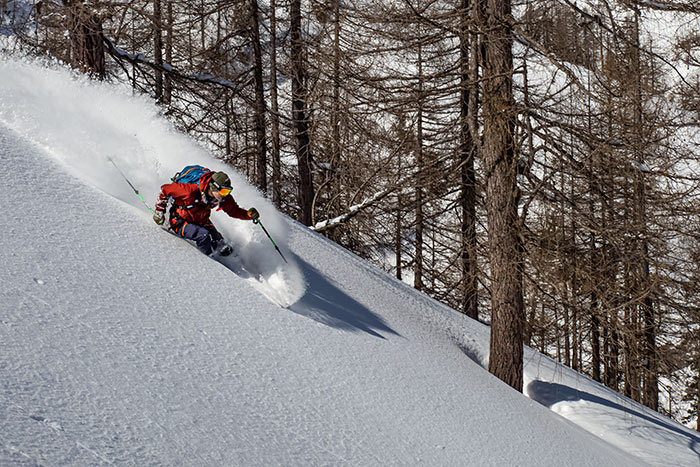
[254,218,288,263]
[107,157,153,212]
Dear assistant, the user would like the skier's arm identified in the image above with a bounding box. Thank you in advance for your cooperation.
[155,183,190,213]
[155,184,171,214]
[219,195,251,220]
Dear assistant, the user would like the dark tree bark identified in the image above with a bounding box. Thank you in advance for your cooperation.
[330,0,342,221]
[459,0,479,320]
[63,0,105,79]
[591,294,602,382]
[250,0,268,193]
[291,0,314,225]
[483,0,524,392]
[153,0,163,101]
[630,9,657,411]
[414,42,424,292]
[163,0,173,104]
[269,0,282,206]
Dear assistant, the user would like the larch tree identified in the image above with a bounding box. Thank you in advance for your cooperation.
[482,0,524,391]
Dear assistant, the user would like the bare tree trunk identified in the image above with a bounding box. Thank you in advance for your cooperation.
[623,282,641,401]
[483,0,524,392]
[395,163,403,281]
[269,0,282,206]
[200,0,205,51]
[330,0,342,200]
[591,290,601,382]
[153,0,163,101]
[163,0,173,104]
[606,310,621,391]
[414,42,424,292]
[291,0,314,225]
[603,78,620,392]
[225,99,232,160]
[459,0,478,320]
[250,0,267,193]
[630,9,657,411]
[695,357,700,432]
[63,0,105,79]
[696,381,700,432]
[587,59,601,382]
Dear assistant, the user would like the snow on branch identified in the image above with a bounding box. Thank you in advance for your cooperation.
[101,34,252,95]
[631,1,700,13]
[310,187,399,233]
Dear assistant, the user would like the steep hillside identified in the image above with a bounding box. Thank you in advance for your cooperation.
[1,58,698,466]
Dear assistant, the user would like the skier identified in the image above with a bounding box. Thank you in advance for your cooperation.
[152,170,259,256]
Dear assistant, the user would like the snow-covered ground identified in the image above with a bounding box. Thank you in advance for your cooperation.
[1,58,698,466]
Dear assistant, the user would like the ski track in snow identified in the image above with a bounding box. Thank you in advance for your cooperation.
[1,58,699,466]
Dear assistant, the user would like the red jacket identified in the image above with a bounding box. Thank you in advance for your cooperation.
[155,171,249,226]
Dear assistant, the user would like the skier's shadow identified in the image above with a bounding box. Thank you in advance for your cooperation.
[288,260,399,339]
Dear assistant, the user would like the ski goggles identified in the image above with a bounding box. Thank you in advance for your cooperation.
[210,181,232,197]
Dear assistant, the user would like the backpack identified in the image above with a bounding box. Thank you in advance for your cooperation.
[171,165,212,185]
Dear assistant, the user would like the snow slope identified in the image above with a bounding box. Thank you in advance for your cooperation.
[1,58,698,466]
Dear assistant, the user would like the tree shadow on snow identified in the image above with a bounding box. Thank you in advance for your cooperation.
[527,380,700,458]
[288,260,399,339]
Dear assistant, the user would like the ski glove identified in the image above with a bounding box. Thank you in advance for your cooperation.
[247,208,260,221]
[153,211,165,225]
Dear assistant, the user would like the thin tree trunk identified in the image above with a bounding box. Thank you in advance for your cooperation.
[587,60,601,382]
[291,0,314,225]
[153,0,163,101]
[608,310,621,391]
[269,0,282,206]
[225,99,232,160]
[331,0,341,171]
[396,148,403,281]
[414,42,424,292]
[459,0,478,320]
[163,0,173,104]
[200,0,205,51]
[250,0,267,193]
[630,9,657,411]
[695,358,700,431]
[591,291,601,381]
